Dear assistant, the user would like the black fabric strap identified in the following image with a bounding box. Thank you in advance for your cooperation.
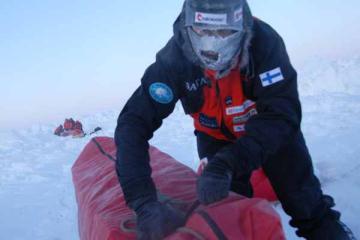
[197,210,228,240]
[91,138,116,162]
[185,200,201,220]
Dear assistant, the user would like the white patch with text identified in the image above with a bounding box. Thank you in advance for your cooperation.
[233,108,258,124]
[195,12,227,25]
[226,100,255,116]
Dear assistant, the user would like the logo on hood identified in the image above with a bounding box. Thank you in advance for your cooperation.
[195,12,227,25]
[234,8,243,22]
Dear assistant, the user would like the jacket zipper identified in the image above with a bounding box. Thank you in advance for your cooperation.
[215,81,236,141]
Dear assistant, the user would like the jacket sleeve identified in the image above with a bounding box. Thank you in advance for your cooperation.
[114,40,181,209]
[215,30,302,175]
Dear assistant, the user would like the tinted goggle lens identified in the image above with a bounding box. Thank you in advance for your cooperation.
[191,26,238,38]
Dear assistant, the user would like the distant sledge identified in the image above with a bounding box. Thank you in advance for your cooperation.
[54,118,101,138]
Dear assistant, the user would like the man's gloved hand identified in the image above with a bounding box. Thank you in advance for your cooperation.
[197,157,232,205]
[135,201,185,240]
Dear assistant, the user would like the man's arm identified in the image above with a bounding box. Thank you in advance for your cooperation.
[197,24,301,204]
[115,59,179,209]
[218,30,301,174]
[115,38,190,239]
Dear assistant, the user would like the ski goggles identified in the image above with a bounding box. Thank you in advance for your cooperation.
[191,26,239,38]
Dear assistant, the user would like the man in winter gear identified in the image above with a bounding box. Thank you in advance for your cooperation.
[54,124,64,136]
[63,118,76,131]
[115,0,355,239]
[54,118,85,137]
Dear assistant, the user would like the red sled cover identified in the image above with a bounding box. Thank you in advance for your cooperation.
[72,137,285,240]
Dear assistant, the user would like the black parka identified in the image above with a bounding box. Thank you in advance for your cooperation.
[115,15,301,208]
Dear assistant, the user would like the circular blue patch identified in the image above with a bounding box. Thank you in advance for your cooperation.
[149,82,174,104]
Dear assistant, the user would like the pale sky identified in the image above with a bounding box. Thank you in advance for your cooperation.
[1,1,360,129]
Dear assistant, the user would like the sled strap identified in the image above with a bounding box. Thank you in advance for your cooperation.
[92,138,116,162]
[185,200,201,220]
[197,210,228,240]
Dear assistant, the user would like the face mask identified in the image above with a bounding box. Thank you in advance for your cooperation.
[188,27,243,71]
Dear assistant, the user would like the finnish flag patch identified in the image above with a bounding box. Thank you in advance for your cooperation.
[259,67,284,87]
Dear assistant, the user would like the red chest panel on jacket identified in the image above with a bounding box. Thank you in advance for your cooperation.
[191,69,257,141]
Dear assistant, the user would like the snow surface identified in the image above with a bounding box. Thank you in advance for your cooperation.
[1,57,360,239]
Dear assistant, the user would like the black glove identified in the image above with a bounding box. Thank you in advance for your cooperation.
[135,201,185,240]
[197,157,232,205]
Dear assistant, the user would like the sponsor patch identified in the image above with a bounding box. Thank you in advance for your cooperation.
[233,125,246,133]
[149,82,174,104]
[234,8,243,22]
[233,108,258,124]
[226,100,255,115]
[195,12,227,25]
[199,113,219,129]
[259,67,284,87]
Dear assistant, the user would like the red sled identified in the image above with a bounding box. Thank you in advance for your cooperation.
[72,137,285,240]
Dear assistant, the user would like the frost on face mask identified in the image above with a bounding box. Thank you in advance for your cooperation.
[188,27,243,71]
[183,0,254,73]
